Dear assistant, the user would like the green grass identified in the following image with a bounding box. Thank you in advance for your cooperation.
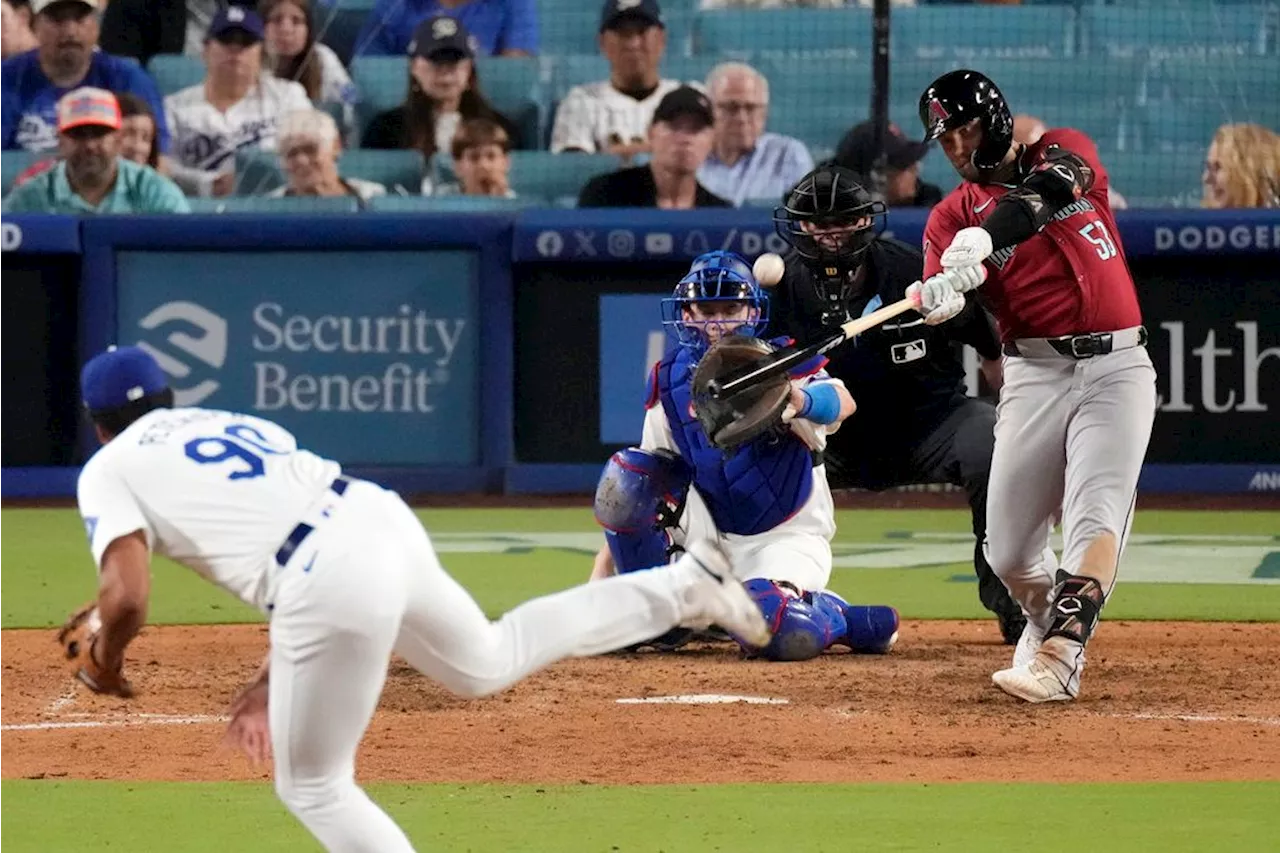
[4,508,1278,628]
[2,780,1277,852]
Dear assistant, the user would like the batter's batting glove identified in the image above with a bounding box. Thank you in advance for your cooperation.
[941,227,994,270]
[907,281,966,326]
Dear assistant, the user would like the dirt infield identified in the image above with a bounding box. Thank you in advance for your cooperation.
[4,621,1279,785]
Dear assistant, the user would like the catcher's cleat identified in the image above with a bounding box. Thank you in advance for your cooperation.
[623,628,696,653]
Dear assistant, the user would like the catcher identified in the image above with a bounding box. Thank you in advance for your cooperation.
[591,250,900,661]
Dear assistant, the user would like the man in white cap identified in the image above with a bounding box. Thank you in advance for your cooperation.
[3,86,187,212]
[1,0,168,152]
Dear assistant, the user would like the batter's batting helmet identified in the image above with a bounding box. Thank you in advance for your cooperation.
[774,165,886,269]
[918,69,1014,173]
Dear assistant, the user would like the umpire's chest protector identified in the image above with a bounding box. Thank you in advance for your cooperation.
[655,347,814,536]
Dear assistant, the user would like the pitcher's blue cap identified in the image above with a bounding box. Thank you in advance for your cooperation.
[81,346,169,412]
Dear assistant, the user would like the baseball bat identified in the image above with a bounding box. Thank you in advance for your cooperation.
[707,288,923,400]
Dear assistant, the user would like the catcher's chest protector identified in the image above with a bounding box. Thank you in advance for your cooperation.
[657,347,814,536]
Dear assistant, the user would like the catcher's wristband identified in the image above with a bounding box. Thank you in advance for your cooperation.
[798,384,841,425]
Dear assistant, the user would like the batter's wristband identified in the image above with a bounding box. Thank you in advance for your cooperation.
[798,384,841,425]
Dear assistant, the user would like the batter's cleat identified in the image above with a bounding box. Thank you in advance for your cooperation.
[844,605,900,654]
[997,609,1027,646]
[991,659,1076,703]
[1011,621,1047,668]
[678,540,772,648]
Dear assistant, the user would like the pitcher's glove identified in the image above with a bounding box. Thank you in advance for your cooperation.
[56,603,134,698]
[692,336,792,451]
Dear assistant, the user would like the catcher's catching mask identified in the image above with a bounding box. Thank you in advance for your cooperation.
[662,250,769,354]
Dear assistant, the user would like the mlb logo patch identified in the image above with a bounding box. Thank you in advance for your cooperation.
[891,339,928,364]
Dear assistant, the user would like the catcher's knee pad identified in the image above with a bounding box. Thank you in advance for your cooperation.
[739,579,844,661]
[813,590,899,654]
[594,447,692,574]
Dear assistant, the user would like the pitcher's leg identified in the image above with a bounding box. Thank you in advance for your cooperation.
[269,542,414,852]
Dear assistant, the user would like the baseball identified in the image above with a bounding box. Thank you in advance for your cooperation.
[753,253,785,288]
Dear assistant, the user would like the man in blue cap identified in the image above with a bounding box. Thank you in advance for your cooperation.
[60,345,768,852]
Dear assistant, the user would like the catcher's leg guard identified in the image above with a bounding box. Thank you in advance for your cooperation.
[594,447,692,574]
[736,579,845,661]
[813,590,900,654]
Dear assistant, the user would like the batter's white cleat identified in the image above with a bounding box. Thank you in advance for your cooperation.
[991,658,1077,704]
[677,539,772,648]
[1012,621,1047,668]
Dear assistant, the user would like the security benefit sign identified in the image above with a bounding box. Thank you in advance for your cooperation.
[116,250,478,465]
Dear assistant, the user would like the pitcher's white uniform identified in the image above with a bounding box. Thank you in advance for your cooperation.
[78,405,763,852]
[641,370,841,593]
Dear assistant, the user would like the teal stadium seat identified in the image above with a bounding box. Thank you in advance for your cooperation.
[367,194,543,212]
[147,54,204,96]
[540,9,694,57]
[1137,56,1280,151]
[316,0,377,66]
[1102,149,1204,208]
[339,149,426,191]
[2,149,47,194]
[234,149,286,195]
[552,54,723,99]
[186,195,362,213]
[890,6,1076,60]
[350,55,543,148]
[506,151,620,199]
[695,9,872,58]
[1079,5,1269,57]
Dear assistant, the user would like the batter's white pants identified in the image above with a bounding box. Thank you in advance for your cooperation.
[984,345,1157,633]
[267,481,715,852]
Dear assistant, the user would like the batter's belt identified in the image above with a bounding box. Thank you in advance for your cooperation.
[1002,325,1147,360]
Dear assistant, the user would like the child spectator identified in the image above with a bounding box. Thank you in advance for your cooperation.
[261,0,356,143]
[435,116,514,197]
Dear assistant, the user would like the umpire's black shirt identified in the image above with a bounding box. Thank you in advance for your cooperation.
[766,238,1001,448]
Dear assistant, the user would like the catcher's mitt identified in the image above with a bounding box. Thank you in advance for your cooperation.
[692,336,792,451]
[56,602,133,698]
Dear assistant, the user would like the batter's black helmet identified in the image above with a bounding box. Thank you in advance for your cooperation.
[774,165,886,268]
[918,69,1013,173]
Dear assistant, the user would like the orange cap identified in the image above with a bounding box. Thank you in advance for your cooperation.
[57,87,122,133]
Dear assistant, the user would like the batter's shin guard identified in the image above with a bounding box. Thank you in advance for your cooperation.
[1044,570,1105,646]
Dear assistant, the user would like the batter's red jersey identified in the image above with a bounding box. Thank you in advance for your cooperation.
[922,128,1143,341]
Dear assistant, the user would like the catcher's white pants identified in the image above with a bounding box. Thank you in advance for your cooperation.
[268,480,707,852]
[670,468,836,592]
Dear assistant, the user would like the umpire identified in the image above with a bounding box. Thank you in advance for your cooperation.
[766,165,1025,643]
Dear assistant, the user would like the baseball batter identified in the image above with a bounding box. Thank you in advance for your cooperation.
[62,345,769,852]
[914,70,1157,702]
[591,251,900,661]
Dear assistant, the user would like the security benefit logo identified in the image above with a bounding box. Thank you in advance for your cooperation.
[136,300,467,414]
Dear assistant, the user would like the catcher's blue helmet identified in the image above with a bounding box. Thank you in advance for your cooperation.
[661,251,768,353]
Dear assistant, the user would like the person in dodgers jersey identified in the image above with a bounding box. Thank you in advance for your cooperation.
[913,70,1157,703]
[591,251,900,661]
[70,345,769,852]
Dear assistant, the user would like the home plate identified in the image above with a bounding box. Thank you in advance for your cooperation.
[615,694,789,705]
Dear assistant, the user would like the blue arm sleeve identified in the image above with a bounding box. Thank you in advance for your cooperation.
[798,383,842,426]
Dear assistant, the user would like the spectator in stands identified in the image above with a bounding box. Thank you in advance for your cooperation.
[578,85,728,209]
[696,62,813,207]
[165,7,311,197]
[261,0,356,143]
[698,0,909,7]
[1,0,169,153]
[551,0,682,162]
[362,16,519,162]
[833,120,941,208]
[1,0,37,59]
[117,91,163,170]
[1202,122,1280,209]
[100,0,258,64]
[267,107,385,204]
[1012,112,1128,209]
[435,116,514,197]
[3,87,188,212]
[355,0,538,58]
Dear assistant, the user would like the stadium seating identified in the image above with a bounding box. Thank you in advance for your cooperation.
[1103,149,1205,208]
[2,149,48,194]
[185,195,361,213]
[1136,56,1280,151]
[1079,4,1270,57]
[889,6,1076,60]
[147,54,204,97]
[316,0,377,66]
[367,194,544,212]
[233,147,426,195]
[695,10,872,58]
[540,9,695,57]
